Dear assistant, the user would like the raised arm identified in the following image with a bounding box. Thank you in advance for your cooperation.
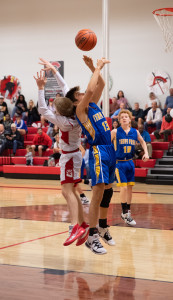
[76,57,110,116]
[82,55,105,104]
[39,58,69,96]
[34,71,58,124]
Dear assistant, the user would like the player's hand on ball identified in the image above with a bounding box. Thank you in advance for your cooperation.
[34,71,47,89]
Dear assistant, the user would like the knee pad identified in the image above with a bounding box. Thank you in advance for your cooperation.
[100,188,113,208]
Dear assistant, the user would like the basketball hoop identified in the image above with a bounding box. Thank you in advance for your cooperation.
[152,8,173,52]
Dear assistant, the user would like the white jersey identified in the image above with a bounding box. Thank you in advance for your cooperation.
[38,90,81,152]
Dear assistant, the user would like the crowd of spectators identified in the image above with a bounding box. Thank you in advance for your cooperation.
[0,87,173,162]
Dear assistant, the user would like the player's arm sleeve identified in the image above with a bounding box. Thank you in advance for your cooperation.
[38,90,57,124]
[54,71,69,96]
[38,90,73,131]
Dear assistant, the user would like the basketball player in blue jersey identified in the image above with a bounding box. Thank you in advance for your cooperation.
[66,56,117,254]
[111,109,149,226]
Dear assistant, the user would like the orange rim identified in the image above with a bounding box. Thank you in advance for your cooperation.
[152,8,173,16]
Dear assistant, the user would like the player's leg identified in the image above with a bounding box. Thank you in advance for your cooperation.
[62,183,86,246]
[123,160,136,226]
[75,183,90,205]
[126,185,136,226]
[98,183,115,246]
[85,182,107,254]
[74,188,89,246]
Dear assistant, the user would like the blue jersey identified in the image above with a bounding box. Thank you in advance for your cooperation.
[76,102,111,146]
[115,127,138,160]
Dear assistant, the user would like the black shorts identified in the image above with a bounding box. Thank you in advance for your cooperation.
[35,145,48,151]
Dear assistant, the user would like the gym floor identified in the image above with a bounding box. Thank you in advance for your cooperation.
[0,178,173,299]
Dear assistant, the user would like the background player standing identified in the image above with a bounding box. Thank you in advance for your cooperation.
[111,110,149,226]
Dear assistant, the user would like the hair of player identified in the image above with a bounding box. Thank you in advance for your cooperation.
[65,86,80,103]
[118,109,132,121]
[54,97,75,117]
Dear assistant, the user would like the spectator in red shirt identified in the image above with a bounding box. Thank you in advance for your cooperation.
[154,107,173,141]
[31,127,52,156]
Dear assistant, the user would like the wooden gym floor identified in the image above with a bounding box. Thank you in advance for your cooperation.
[0,178,173,299]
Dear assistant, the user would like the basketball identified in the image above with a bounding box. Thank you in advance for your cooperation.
[75,29,97,51]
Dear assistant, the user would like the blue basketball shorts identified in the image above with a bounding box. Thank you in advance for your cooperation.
[115,159,135,187]
[89,144,116,186]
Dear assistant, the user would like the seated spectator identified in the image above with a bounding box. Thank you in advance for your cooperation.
[117,90,130,109]
[31,127,52,157]
[0,124,7,155]
[25,145,33,166]
[0,94,9,123]
[111,102,126,119]
[50,133,61,161]
[110,97,119,116]
[101,97,119,117]
[132,102,144,126]
[135,124,152,158]
[27,100,40,126]
[14,113,28,135]
[3,114,13,131]
[11,94,27,119]
[144,102,162,132]
[154,107,173,141]
[112,119,120,130]
[163,88,173,115]
[5,123,24,156]
[143,92,160,119]
[47,124,60,146]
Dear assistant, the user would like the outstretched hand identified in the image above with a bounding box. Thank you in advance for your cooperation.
[33,71,47,90]
[38,58,56,74]
[83,55,94,71]
[97,58,110,70]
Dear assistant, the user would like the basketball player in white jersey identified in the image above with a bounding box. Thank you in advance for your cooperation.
[34,70,89,247]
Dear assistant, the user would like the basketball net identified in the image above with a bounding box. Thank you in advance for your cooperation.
[153,8,173,52]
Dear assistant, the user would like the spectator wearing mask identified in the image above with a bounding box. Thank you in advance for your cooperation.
[31,127,52,157]
[154,107,173,141]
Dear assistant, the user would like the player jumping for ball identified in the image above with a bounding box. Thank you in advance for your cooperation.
[65,56,117,255]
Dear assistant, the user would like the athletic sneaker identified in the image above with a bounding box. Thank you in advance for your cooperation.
[76,223,89,246]
[121,210,136,226]
[98,226,116,246]
[63,224,85,246]
[85,233,107,254]
[80,196,90,205]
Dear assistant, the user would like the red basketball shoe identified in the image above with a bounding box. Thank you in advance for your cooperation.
[76,222,89,246]
[63,224,85,246]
